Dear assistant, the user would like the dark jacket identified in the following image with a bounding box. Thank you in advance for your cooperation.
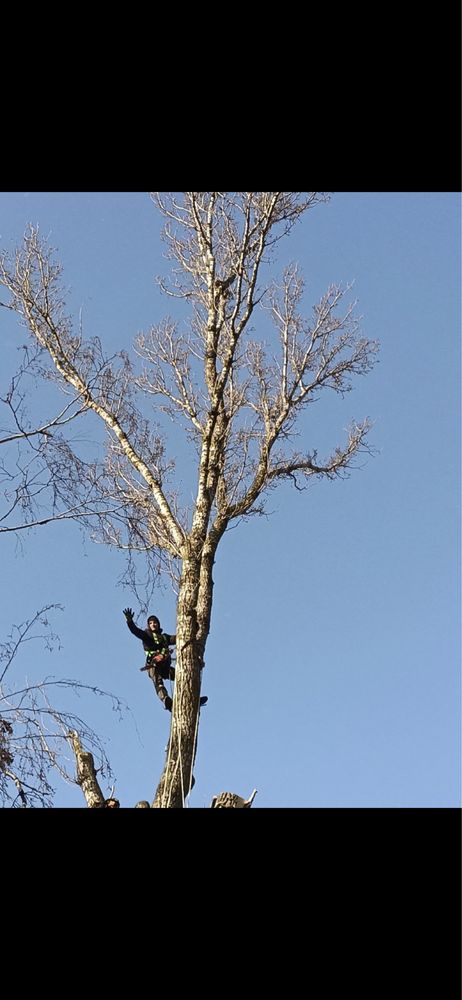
[126,618,175,658]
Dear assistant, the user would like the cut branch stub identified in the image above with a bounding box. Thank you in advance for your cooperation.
[210,789,257,808]
[68,730,106,808]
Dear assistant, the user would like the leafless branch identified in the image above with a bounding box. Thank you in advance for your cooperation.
[0,604,62,684]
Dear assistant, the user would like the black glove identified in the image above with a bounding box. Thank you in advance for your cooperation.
[123,607,134,620]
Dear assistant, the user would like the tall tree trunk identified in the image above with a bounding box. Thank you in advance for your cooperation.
[152,557,204,808]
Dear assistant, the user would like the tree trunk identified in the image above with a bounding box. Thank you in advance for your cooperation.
[152,556,204,808]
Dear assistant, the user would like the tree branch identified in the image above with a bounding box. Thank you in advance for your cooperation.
[68,730,106,808]
[0,228,186,556]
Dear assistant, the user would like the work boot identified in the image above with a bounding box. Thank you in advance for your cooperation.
[164,696,173,711]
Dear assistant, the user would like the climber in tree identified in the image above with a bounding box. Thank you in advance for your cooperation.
[123,609,207,713]
[123,609,175,710]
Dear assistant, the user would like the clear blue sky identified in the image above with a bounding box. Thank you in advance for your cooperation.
[0,192,460,807]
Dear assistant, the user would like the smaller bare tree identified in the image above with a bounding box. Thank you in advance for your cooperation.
[0,606,124,807]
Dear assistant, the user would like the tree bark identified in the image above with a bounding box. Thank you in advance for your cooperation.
[210,789,257,808]
[152,556,204,807]
[69,731,106,808]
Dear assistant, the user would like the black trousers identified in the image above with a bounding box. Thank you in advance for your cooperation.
[146,658,175,702]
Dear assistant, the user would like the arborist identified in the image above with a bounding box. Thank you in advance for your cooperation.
[123,608,207,712]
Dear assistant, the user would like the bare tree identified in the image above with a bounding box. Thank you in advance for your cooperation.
[0,193,378,807]
[0,606,123,807]
[0,341,131,807]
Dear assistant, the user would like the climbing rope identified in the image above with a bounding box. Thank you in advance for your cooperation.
[161,659,202,810]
